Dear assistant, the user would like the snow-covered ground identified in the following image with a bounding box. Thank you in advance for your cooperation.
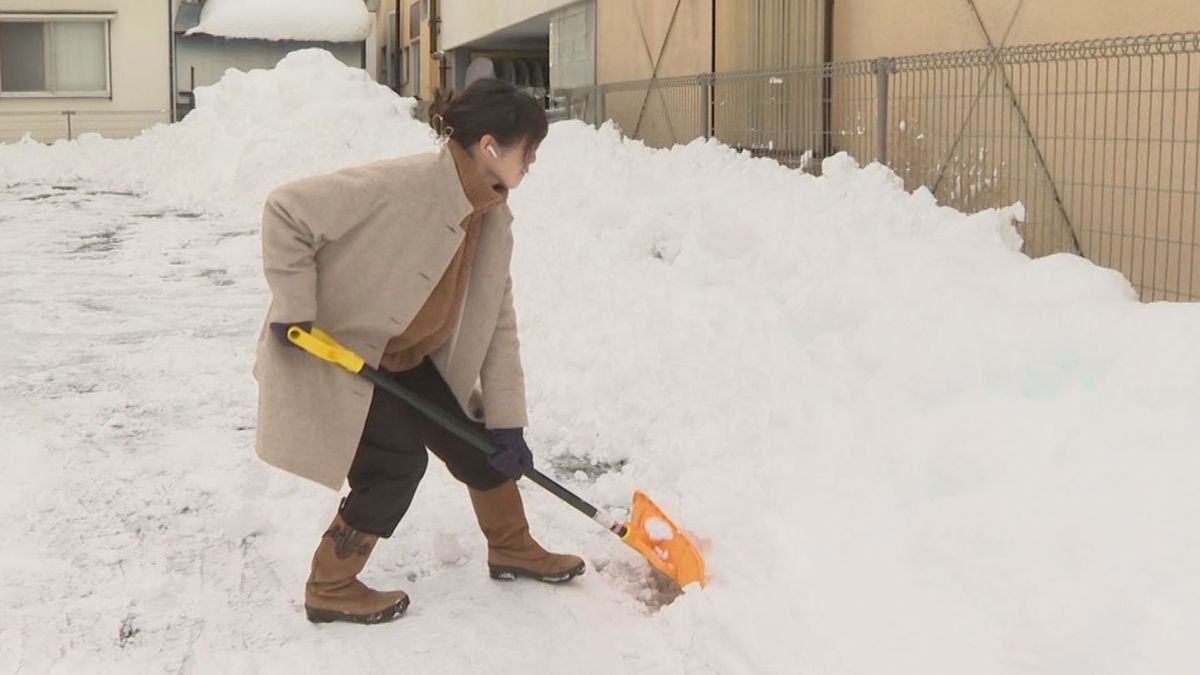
[3,50,1200,674]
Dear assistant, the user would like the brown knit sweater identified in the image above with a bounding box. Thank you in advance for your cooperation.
[379,142,508,372]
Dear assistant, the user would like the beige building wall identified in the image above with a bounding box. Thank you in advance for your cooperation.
[712,0,827,165]
[596,0,711,83]
[369,0,436,97]
[396,0,440,99]
[371,0,401,86]
[715,0,825,73]
[373,0,396,65]
[596,0,712,149]
[834,0,1200,61]
[0,0,170,142]
[591,0,828,163]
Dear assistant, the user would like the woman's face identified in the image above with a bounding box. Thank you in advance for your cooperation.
[477,135,538,190]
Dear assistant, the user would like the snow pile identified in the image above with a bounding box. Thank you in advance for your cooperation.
[4,51,1200,674]
[186,0,372,43]
[515,124,1200,673]
[0,49,432,217]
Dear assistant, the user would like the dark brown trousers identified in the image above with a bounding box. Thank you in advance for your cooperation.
[339,359,508,537]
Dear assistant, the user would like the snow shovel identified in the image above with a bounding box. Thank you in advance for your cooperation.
[286,325,706,589]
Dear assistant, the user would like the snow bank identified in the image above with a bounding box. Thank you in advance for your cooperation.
[0,50,431,218]
[515,123,1200,673]
[186,0,372,43]
[5,50,1200,674]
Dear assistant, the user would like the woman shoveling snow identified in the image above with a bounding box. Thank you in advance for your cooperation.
[253,78,584,625]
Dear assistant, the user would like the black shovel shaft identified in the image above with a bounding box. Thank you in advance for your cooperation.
[359,364,604,523]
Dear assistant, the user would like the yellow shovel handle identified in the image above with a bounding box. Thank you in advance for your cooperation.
[286,325,365,374]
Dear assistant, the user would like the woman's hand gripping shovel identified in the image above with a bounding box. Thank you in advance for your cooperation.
[287,326,706,590]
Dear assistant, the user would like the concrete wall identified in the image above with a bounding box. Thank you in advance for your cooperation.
[0,0,170,142]
[440,0,574,51]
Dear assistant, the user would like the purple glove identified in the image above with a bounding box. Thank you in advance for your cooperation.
[270,321,313,348]
[487,428,534,480]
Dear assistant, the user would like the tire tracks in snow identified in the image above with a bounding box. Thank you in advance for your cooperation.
[0,183,268,672]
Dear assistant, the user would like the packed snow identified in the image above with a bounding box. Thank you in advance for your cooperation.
[3,49,1200,674]
[186,0,372,43]
[645,517,675,542]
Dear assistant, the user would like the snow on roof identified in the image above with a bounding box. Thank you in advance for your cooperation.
[185,0,372,43]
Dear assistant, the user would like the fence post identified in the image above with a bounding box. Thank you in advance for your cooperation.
[62,110,76,141]
[698,73,714,139]
[593,84,606,127]
[870,57,895,164]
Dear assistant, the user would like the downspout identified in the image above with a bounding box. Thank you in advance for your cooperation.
[710,0,716,74]
[168,0,177,122]
[709,0,716,138]
[820,0,833,158]
[431,0,447,89]
[400,5,410,93]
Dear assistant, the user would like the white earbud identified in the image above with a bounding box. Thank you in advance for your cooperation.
[486,145,499,158]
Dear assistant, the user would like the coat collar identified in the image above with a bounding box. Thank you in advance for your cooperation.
[432,144,514,234]
[448,140,508,214]
[435,144,475,230]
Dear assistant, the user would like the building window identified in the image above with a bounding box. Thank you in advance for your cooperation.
[409,39,421,95]
[408,2,420,39]
[549,1,596,91]
[0,17,110,97]
[385,10,399,88]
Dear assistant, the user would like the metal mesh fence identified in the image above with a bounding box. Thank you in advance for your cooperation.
[552,32,1200,302]
[600,75,706,152]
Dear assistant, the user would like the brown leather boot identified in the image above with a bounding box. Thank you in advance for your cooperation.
[468,481,586,583]
[304,513,410,624]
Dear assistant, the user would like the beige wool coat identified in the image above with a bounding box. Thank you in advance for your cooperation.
[253,145,527,490]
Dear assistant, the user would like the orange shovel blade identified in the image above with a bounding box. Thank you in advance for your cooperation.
[621,490,706,589]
